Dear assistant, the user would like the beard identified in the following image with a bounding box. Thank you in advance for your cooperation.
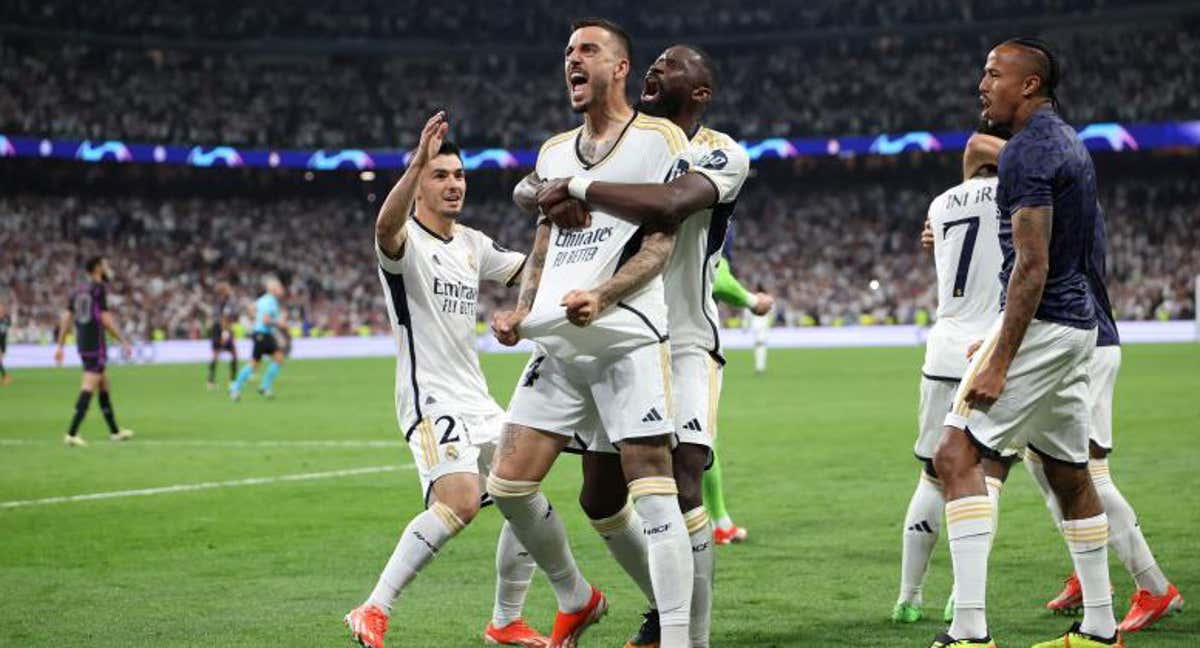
[636,91,684,119]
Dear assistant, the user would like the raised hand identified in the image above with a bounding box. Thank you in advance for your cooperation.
[410,111,449,170]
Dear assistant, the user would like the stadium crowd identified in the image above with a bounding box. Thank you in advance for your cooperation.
[2,158,1196,343]
[1,0,1120,42]
[2,19,1196,149]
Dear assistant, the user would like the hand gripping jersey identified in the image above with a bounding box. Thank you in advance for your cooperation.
[377,219,526,437]
[664,127,750,361]
[522,112,690,357]
[921,176,1003,380]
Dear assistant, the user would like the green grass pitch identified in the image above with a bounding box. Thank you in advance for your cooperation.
[1,345,1196,647]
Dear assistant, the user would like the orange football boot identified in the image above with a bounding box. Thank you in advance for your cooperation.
[713,524,747,545]
[484,618,550,647]
[344,603,388,648]
[1047,573,1084,614]
[549,587,607,648]
[1118,583,1183,633]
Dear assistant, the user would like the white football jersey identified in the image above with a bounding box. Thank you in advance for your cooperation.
[522,112,690,357]
[922,175,1003,379]
[664,127,750,360]
[377,218,526,438]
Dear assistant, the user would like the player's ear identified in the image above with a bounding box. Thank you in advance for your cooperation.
[1021,73,1041,99]
[614,57,629,82]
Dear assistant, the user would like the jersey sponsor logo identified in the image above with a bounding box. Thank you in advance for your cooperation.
[432,277,478,317]
[697,149,728,170]
[552,226,612,268]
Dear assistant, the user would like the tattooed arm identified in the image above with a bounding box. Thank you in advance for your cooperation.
[492,220,551,345]
[512,172,543,215]
[561,225,677,327]
[964,205,1051,407]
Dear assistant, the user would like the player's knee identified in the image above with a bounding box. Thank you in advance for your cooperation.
[486,473,540,502]
[579,452,628,519]
[672,444,708,511]
[932,430,977,484]
[442,498,480,527]
[617,435,673,482]
[579,480,626,520]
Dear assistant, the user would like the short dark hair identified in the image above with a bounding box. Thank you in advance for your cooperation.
[679,43,719,91]
[85,256,105,273]
[1003,36,1061,110]
[436,139,461,161]
[571,17,633,60]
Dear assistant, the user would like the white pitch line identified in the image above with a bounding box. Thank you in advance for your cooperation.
[0,439,404,448]
[1,464,413,510]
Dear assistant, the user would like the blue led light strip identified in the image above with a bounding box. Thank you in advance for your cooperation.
[1,121,1196,172]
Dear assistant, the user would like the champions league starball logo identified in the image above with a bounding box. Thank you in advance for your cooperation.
[868,132,942,155]
[461,148,520,170]
[307,149,376,170]
[741,138,798,161]
[187,146,245,167]
[1076,123,1139,151]
[75,140,133,162]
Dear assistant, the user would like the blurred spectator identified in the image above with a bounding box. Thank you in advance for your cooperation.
[2,156,1195,343]
[1,17,1196,149]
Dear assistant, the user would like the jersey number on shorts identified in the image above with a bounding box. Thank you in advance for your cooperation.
[434,415,461,444]
[942,216,980,297]
[521,356,546,387]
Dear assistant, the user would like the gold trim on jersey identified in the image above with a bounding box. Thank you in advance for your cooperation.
[706,354,720,440]
[572,110,640,171]
[632,113,688,156]
[690,125,736,151]
[659,342,675,419]
[539,126,583,158]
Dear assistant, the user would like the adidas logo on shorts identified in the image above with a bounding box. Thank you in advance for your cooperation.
[682,418,702,432]
[641,408,664,423]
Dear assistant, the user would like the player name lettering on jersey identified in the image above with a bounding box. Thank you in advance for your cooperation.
[922,175,1003,380]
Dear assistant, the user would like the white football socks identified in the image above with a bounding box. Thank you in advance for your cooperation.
[753,343,767,373]
[491,521,536,628]
[590,502,656,606]
[630,478,693,648]
[899,471,944,606]
[1090,459,1169,595]
[367,502,464,615]
[685,506,715,648]
[488,476,592,613]
[1027,452,1170,596]
[946,495,993,640]
[1062,514,1117,638]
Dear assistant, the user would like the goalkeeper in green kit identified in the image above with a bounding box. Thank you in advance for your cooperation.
[708,256,774,544]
